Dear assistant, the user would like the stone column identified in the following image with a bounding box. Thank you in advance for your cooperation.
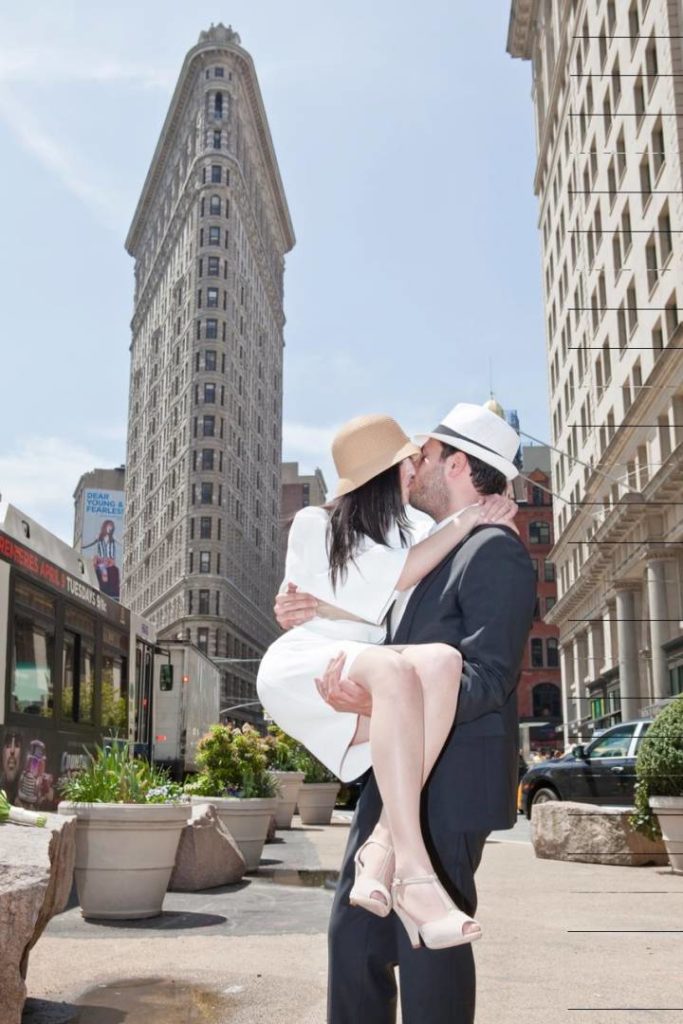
[559,642,572,749]
[615,586,641,713]
[572,631,590,736]
[646,558,671,701]
[586,620,604,683]
[602,602,615,671]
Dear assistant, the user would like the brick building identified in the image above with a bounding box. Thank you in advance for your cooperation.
[514,444,563,753]
[281,462,327,523]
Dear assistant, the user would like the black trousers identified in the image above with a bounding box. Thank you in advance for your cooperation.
[327,775,489,1024]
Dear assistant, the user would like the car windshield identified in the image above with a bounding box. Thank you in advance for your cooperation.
[587,724,637,759]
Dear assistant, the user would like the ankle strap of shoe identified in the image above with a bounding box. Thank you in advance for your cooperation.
[392,874,438,887]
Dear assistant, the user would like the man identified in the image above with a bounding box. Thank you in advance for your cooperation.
[275,404,536,1024]
[1,729,23,804]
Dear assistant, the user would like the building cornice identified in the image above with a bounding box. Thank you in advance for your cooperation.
[551,332,683,564]
[506,0,538,60]
[126,26,295,259]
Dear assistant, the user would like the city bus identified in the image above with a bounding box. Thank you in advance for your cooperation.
[0,504,157,811]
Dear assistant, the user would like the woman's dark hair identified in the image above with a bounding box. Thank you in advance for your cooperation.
[326,463,410,590]
[98,519,115,540]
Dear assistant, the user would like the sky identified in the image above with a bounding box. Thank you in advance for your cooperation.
[0,1,546,543]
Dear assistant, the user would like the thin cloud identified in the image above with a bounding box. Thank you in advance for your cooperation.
[0,50,175,89]
[0,87,130,230]
[283,420,339,457]
[0,436,111,543]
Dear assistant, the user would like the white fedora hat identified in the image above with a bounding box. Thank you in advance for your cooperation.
[415,403,520,481]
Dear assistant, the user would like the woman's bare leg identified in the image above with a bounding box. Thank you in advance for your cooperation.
[345,644,464,926]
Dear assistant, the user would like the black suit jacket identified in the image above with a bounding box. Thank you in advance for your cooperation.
[327,524,537,1024]
[391,522,536,831]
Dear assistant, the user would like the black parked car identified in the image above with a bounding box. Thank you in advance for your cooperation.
[519,718,652,818]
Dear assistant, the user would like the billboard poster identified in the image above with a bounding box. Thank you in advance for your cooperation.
[1,724,91,811]
[80,489,125,601]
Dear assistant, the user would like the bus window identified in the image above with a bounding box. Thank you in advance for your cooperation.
[102,626,128,731]
[61,606,95,724]
[11,581,56,717]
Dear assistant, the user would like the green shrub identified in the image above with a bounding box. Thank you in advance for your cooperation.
[264,726,306,772]
[184,723,277,799]
[630,697,683,841]
[59,743,183,804]
[294,745,338,784]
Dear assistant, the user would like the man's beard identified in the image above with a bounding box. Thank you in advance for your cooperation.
[410,473,450,521]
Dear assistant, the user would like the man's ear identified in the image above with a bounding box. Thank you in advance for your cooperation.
[444,451,469,481]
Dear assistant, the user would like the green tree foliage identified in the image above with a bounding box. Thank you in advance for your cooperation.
[630,697,683,841]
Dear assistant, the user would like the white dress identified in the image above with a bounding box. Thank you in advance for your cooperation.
[257,505,410,782]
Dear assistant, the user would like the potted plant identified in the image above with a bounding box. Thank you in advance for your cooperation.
[264,727,306,829]
[185,723,277,870]
[58,743,188,919]
[295,748,341,826]
[630,696,683,874]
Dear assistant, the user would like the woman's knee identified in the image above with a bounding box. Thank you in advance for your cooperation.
[413,643,462,683]
[359,650,418,695]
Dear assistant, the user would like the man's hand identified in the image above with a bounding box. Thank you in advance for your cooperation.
[274,583,318,629]
[315,653,373,716]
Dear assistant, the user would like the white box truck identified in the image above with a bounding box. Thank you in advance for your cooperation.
[152,642,220,777]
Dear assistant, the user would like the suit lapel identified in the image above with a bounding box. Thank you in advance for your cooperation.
[394,552,453,642]
[394,523,518,643]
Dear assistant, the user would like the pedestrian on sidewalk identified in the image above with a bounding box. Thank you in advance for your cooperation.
[274,403,536,1024]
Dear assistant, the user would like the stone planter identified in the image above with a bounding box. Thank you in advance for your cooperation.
[57,802,189,919]
[531,801,668,866]
[297,782,340,826]
[271,770,305,829]
[649,796,683,874]
[189,796,276,871]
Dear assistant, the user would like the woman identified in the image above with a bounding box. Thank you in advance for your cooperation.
[257,414,516,950]
[82,519,119,599]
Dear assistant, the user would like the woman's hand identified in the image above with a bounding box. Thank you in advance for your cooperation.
[457,494,518,533]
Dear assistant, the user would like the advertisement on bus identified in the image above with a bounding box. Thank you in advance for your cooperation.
[79,489,125,601]
[1,725,90,811]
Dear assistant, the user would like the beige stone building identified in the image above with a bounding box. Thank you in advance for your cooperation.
[122,24,294,719]
[508,1,683,742]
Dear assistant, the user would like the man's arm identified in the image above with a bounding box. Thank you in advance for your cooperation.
[453,528,536,725]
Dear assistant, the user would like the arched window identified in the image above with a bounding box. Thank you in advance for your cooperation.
[546,637,559,667]
[209,195,221,216]
[533,682,561,719]
[529,521,551,545]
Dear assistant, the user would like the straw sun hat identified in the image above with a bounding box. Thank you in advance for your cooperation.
[332,415,421,498]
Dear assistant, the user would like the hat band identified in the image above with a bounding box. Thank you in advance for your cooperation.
[432,423,505,461]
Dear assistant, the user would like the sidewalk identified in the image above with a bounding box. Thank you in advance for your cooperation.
[24,815,683,1024]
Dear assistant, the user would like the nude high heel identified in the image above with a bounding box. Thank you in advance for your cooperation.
[349,838,394,918]
[391,874,482,950]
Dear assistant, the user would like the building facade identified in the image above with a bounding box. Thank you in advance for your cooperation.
[508,0,683,742]
[513,445,562,752]
[73,467,126,601]
[281,461,327,520]
[122,24,295,721]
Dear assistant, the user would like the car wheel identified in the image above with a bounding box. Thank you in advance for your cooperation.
[532,787,559,808]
